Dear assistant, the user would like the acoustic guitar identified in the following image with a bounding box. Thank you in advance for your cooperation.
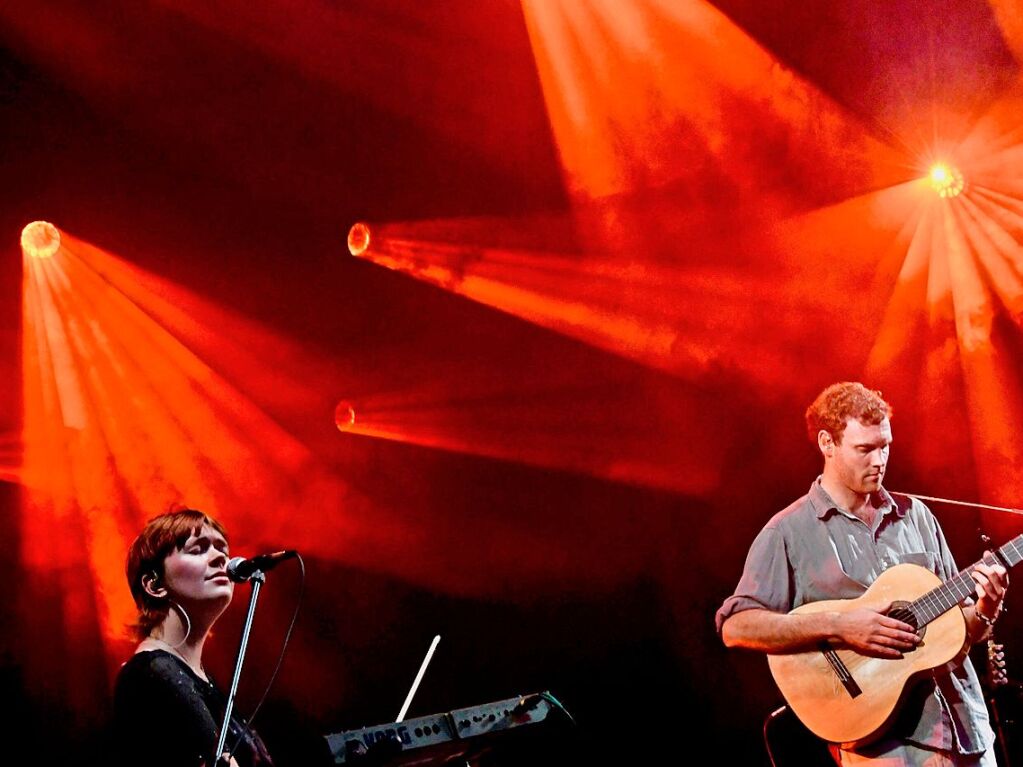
[766,535,1022,748]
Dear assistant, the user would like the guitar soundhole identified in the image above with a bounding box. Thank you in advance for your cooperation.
[887,601,925,649]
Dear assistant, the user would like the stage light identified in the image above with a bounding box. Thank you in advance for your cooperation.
[21,221,61,259]
[348,222,371,256]
[929,163,964,198]
[335,400,356,431]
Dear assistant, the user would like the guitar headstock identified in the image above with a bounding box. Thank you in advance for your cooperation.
[988,639,1009,687]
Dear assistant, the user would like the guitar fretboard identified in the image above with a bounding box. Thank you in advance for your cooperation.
[908,535,1023,627]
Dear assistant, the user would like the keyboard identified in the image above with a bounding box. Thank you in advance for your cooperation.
[324,693,555,764]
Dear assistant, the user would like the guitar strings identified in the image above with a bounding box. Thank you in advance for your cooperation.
[905,544,1021,625]
[888,491,1020,624]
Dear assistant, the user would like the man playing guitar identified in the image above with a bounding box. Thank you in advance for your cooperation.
[717,382,1008,766]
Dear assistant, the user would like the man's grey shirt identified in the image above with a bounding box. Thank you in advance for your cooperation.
[716,479,994,754]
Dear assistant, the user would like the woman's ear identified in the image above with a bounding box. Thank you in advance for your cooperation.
[141,571,167,599]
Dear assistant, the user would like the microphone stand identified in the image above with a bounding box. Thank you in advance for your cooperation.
[215,569,266,765]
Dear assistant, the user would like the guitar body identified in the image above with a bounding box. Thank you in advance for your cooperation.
[766,563,968,748]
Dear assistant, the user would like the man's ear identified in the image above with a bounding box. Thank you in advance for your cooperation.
[818,430,834,457]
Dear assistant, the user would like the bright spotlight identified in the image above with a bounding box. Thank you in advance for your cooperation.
[21,221,61,259]
[348,223,371,256]
[928,163,964,198]
[335,401,357,431]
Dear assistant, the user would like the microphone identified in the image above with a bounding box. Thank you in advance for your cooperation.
[227,550,298,582]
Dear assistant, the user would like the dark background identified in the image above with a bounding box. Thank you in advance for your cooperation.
[2,2,1022,765]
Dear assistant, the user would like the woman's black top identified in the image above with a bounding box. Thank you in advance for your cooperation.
[114,649,273,767]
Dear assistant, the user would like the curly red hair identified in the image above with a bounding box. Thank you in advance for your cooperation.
[805,382,892,445]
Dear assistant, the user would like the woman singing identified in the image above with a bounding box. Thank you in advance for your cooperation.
[114,509,273,767]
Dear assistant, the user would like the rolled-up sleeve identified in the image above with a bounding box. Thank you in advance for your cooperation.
[715,526,793,635]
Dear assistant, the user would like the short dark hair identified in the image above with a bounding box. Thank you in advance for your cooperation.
[805,382,892,445]
[125,508,227,640]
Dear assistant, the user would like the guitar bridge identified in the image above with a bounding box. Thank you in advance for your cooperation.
[819,642,863,698]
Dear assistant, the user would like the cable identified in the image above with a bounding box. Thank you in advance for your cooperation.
[223,553,306,763]
[539,691,576,727]
[762,706,787,767]
[891,491,1023,517]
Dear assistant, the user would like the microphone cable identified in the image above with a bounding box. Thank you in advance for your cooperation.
[223,553,306,764]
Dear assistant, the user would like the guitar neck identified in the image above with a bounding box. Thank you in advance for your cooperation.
[909,534,1023,627]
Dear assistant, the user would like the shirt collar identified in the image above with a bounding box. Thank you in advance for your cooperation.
[809,477,902,519]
